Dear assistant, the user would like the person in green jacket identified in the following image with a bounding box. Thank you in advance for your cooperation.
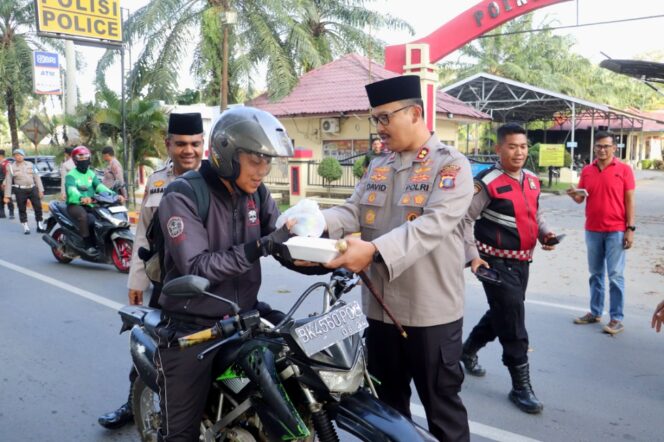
[65,146,124,256]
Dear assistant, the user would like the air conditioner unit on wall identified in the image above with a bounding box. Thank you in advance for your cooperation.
[321,117,340,134]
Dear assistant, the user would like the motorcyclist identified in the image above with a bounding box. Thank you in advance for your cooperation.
[65,146,124,256]
[154,107,324,441]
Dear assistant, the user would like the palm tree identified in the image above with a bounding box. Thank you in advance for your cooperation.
[96,0,412,105]
[0,1,37,149]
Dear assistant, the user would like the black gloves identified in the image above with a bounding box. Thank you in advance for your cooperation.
[244,225,292,263]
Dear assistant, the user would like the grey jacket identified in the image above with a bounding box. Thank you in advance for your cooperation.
[158,161,278,319]
[323,134,473,327]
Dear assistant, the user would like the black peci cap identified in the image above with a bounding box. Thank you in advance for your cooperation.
[365,75,422,108]
[168,112,204,135]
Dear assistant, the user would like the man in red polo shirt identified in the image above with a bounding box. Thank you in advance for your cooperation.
[567,131,635,334]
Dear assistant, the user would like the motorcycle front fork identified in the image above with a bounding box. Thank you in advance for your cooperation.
[300,384,340,442]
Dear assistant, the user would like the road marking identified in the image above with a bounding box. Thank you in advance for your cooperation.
[410,404,541,442]
[526,298,587,313]
[0,258,123,311]
[1,258,544,442]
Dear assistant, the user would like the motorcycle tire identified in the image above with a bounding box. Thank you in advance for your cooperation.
[132,376,160,442]
[50,228,73,264]
[112,238,133,273]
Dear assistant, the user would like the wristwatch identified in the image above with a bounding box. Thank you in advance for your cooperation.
[626,225,636,232]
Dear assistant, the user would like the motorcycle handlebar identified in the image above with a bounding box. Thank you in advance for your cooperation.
[178,316,239,348]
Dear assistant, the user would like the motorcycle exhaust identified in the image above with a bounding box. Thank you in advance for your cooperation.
[42,234,59,249]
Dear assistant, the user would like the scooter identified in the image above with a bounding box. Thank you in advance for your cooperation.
[41,193,134,273]
[119,270,437,442]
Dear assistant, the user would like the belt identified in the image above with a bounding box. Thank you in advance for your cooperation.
[13,185,34,190]
[476,241,533,261]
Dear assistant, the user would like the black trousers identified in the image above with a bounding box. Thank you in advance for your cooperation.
[67,204,91,238]
[366,318,469,442]
[0,190,13,217]
[466,257,530,367]
[155,305,284,442]
[14,187,42,223]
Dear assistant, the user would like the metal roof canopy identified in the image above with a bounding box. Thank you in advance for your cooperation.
[442,72,658,164]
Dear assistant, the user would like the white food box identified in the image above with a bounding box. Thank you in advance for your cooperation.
[284,237,340,263]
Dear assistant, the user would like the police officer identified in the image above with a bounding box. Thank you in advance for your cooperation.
[155,107,323,441]
[3,149,45,234]
[60,146,75,200]
[323,75,473,441]
[461,123,557,414]
[98,113,205,430]
[0,149,15,219]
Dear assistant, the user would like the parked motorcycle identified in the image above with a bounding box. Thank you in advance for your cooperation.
[119,270,436,442]
[41,193,134,273]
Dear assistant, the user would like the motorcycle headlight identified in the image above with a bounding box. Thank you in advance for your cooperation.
[316,352,365,393]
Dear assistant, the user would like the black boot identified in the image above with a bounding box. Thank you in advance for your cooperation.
[507,363,543,414]
[461,338,486,377]
[98,402,134,429]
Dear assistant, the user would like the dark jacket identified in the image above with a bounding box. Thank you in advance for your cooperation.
[158,161,278,319]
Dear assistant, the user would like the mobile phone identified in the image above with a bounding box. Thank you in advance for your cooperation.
[544,234,566,246]
[573,188,588,197]
[475,266,501,285]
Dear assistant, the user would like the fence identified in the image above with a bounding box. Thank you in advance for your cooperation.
[307,160,359,188]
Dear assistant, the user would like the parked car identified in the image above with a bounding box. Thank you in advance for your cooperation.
[8,155,107,195]
[7,155,61,195]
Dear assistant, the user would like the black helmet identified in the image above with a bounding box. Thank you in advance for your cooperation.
[208,107,294,179]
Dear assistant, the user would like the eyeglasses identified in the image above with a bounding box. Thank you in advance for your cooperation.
[239,150,272,168]
[594,144,614,150]
[369,105,414,126]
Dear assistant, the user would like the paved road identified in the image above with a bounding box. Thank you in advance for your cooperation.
[0,170,663,441]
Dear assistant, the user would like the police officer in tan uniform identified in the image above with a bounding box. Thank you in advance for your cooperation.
[98,113,205,430]
[323,75,474,441]
[3,149,45,234]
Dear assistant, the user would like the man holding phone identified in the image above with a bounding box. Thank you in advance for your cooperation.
[461,123,557,414]
[567,131,635,335]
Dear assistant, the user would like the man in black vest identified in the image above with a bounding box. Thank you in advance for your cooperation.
[461,123,557,414]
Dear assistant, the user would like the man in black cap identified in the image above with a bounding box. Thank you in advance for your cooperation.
[98,112,205,430]
[322,74,473,441]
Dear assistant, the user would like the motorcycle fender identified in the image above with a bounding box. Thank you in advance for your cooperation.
[111,229,134,241]
[130,326,159,393]
[335,390,437,442]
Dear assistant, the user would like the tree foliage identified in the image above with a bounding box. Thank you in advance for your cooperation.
[96,0,412,104]
[317,156,343,197]
[441,15,664,110]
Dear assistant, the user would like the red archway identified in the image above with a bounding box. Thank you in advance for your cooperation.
[384,0,572,129]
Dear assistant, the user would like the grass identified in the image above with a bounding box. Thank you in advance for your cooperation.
[539,180,572,194]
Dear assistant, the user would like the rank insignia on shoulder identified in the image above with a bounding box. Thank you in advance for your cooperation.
[416,147,430,160]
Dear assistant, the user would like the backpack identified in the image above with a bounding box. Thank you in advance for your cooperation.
[141,170,267,307]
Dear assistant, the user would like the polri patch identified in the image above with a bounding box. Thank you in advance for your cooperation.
[439,175,456,190]
[167,216,184,238]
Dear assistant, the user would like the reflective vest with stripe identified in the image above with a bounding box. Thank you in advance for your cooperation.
[474,167,540,260]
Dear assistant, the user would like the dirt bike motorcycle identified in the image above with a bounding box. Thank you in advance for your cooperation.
[119,270,436,442]
[41,193,134,273]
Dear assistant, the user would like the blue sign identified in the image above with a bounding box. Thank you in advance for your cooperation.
[32,51,61,95]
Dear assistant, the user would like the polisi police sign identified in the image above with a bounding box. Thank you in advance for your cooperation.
[35,0,122,44]
[32,51,62,95]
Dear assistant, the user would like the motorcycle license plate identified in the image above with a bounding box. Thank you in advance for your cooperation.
[108,206,128,213]
[293,301,368,357]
